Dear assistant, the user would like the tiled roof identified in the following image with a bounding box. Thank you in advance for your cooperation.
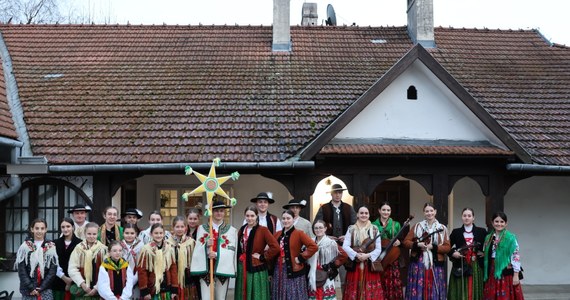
[0,25,568,165]
[320,144,514,156]
[0,65,18,139]
[430,28,570,165]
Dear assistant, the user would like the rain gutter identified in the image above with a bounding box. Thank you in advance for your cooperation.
[48,161,315,173]
[506,163,570,174]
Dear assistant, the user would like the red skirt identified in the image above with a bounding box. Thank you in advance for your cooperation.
[344,262,384,300]
[484,261,524,300]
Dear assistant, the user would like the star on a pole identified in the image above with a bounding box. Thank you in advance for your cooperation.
[182,158,239,216]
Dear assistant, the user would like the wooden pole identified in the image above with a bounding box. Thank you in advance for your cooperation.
[209,213,214,300]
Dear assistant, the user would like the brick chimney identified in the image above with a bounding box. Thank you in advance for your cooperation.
[273,0,291,51]
[407,0,435,48]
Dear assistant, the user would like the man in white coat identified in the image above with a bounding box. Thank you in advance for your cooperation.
[190,200,237,300]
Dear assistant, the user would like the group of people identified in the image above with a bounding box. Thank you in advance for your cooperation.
[15,184,524,300]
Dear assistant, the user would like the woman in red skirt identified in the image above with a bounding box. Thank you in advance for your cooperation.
[483,212,524,300]
[342,205,384,299]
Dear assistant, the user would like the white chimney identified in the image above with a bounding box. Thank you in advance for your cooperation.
[301,3,318,26]
[273,0,291,52]
[407,0,435,48]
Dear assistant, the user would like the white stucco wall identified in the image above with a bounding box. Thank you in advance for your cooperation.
[335,60,505,147]
[503,176,570,284]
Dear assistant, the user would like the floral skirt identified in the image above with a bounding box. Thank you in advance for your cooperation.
[22,289,54,300]
[272,262,309,300]
[343,261,384,300]
[483,262,524,300]
[405,258,447,300]
[382,259,404,300]
[448,260,484,300]
[235,262,271,300]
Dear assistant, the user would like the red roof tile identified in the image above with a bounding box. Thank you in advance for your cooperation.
[0,25,568,165]
[320,144,514,156]
[0,65,18,139]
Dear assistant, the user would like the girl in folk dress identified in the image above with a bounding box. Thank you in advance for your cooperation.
[16,218,59,300]
[68,222,109,300]
[308,219,348,300]
[97,240,136,300]
[342,205,384,300]
[53,217,82,300]
[483,212,524,300]
[137,223,179,300]
[185,208,202,297]
[121,223,143,298]
[448,208,487,300]
[272,209,318,300]
[403,203,450,300]
[372,202,404,300]
[139,211,172,245]
[169,216,198,300]
[235,206,280,300]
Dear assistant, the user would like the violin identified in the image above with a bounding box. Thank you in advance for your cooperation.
[414,228,444,245]
[378,215,414,270]
[352,232,381,254]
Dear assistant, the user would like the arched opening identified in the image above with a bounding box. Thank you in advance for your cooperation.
[310,175,353,220]
[407,85,418,100]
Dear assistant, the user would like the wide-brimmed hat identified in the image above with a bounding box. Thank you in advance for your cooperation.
[67,204,92,214]
[329,184,347,193]
[121,208,143,219]
[283,199,308,209]
[211,200,232,210]
[250,192,275,204]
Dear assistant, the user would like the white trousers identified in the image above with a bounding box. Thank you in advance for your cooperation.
[199,277,229,300]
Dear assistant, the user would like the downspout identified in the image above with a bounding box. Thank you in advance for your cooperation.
[0,31,30,201]
[506,163,570,174]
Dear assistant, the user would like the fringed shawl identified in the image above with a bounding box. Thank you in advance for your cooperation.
[74,241,107,286]
[484,230,517,281]
[137,240,176,294]
[413,219,447,269]
[169,235,195,287]
[308,235,339,291]
[15,240,58,279]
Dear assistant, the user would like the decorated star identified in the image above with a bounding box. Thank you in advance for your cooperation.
[182,158,239,216]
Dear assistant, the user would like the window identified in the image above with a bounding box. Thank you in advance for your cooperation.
[157,186,233,230]
[407,85,418,100]
[0,178,92,270]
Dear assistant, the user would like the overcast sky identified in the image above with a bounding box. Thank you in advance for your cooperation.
[76,0,570,45]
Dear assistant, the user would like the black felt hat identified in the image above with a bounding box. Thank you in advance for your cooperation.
[250,192,275,204]
[121,208,143,219]
[282,199,307,209]
[67,204,92,214]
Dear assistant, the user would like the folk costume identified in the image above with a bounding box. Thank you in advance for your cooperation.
[190,221,237,300]
[271,226,318,300]
[483,230,524,300]
[308,235,348,300]
[372,217,404,300]
[403,220,450,300]
[248,193,282,234]
[342,222,384,300]
[121,237,144,299]
[16,239,59,300]
[97,224,124,247]
[235,224,280,300]
[68,204,92,240]
[448,224,487,300]
[168,234,198,300]
[283,199,314,238]
[68,240,108,300]
[136,239,179,300]
[53,234,82,300]
[97,257,136,300]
